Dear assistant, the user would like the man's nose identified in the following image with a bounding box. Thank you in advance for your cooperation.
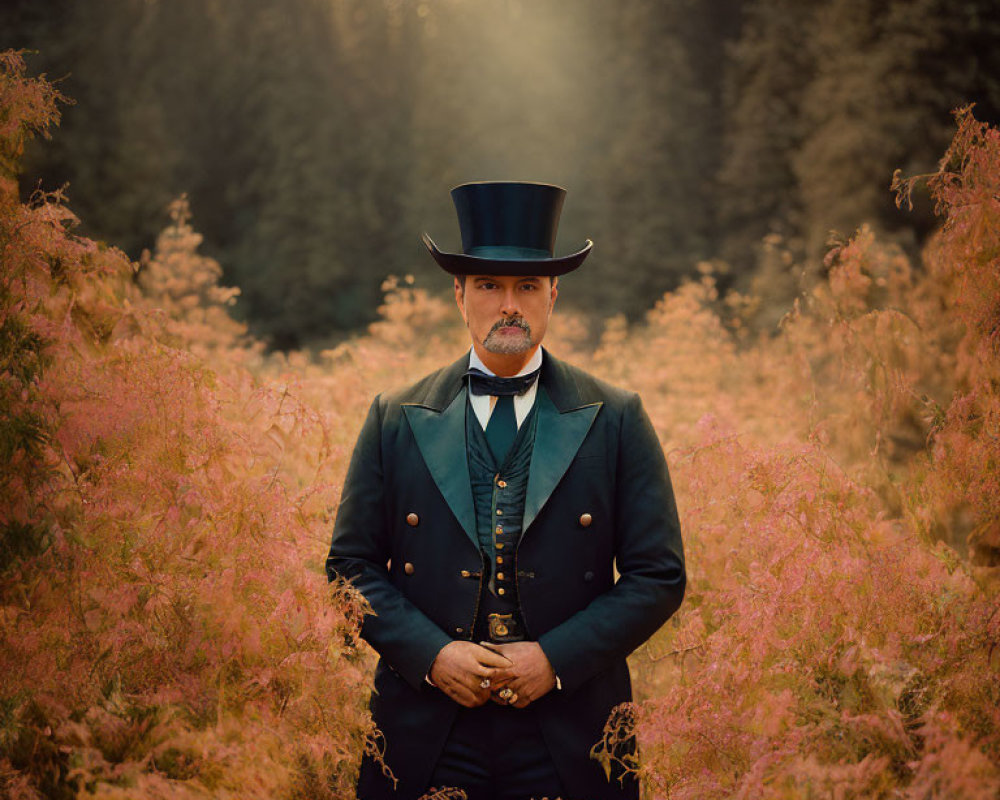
[499,288,520,315]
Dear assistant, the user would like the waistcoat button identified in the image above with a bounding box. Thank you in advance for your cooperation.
[404,562,415,575]
[579,513,593,527]
[584,571,594,582]
[497,572,505,581]
[406,512,419,526]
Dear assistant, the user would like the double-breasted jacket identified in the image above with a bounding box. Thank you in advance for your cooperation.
[326,348,686,799]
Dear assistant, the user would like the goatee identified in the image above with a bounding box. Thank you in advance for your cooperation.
[483,318,532,354]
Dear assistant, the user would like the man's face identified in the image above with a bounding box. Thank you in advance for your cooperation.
[454,274,558,357]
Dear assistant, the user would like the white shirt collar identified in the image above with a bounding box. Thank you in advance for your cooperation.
[468,346,543,378]
[466,347,542,430]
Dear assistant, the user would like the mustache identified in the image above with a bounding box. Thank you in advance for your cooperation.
[488,317,531,335]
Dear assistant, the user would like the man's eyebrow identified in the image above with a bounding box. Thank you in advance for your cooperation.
[469,275,543,284]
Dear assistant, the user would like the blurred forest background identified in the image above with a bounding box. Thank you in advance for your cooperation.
[4,0,999,349]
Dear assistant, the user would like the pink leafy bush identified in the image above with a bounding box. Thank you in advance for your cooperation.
[1,51,372,800]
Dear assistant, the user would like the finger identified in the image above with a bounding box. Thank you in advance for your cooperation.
[483,669,515,687]
[506,686,531,708]
[489,673,514,688]
[466,676,492,697]
[475,646,512,668]
[450,684,480,708]
[490,684,515,701]
[474,646,513,669]
[477,662,512,681]
[443,675,480,706]
[469,688,491,706]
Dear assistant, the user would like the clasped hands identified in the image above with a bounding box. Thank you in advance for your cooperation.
[429,640,556,709]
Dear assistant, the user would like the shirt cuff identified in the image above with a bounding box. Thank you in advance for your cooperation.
[555,675,562,691]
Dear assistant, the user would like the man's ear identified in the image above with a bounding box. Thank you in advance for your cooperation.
[549,276,559,310]
[454,276,468,324]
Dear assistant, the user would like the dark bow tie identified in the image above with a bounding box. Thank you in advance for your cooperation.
[465,366,541,397]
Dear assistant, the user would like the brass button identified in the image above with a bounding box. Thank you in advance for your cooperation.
[496,509,503,516]
[579,513,593,527]
[496,556,503,564]
[406,512,419,526]
[495,623,509,636]
[496,543,504,550]
[460,569,471,578]
[455,626,465,635]
[497,479,507,488]
[404,562,415,575]
[498,587,506,596]
[495,525,503,535]
[497,572,505,581]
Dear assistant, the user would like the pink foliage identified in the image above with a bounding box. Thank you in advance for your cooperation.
[0,51,372,799]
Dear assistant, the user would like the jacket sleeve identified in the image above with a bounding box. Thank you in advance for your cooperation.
[536,391,686,694]
[325,396,452,690]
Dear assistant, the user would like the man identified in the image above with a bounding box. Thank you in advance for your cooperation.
[326,181,685,800]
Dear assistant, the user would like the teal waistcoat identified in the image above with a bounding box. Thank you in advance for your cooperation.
[466,391,538,607]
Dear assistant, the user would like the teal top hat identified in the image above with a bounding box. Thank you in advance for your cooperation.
[422,181,593,276]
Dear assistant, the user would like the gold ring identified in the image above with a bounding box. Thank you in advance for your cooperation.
[508,692,518,705]
[498,687,513,700]
[479,678,491,689]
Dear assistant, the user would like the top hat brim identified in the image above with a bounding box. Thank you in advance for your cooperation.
[421,233,592,277]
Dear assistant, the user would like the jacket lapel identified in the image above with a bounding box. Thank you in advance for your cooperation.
[402,355,478,548]
[523,382,602,535]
